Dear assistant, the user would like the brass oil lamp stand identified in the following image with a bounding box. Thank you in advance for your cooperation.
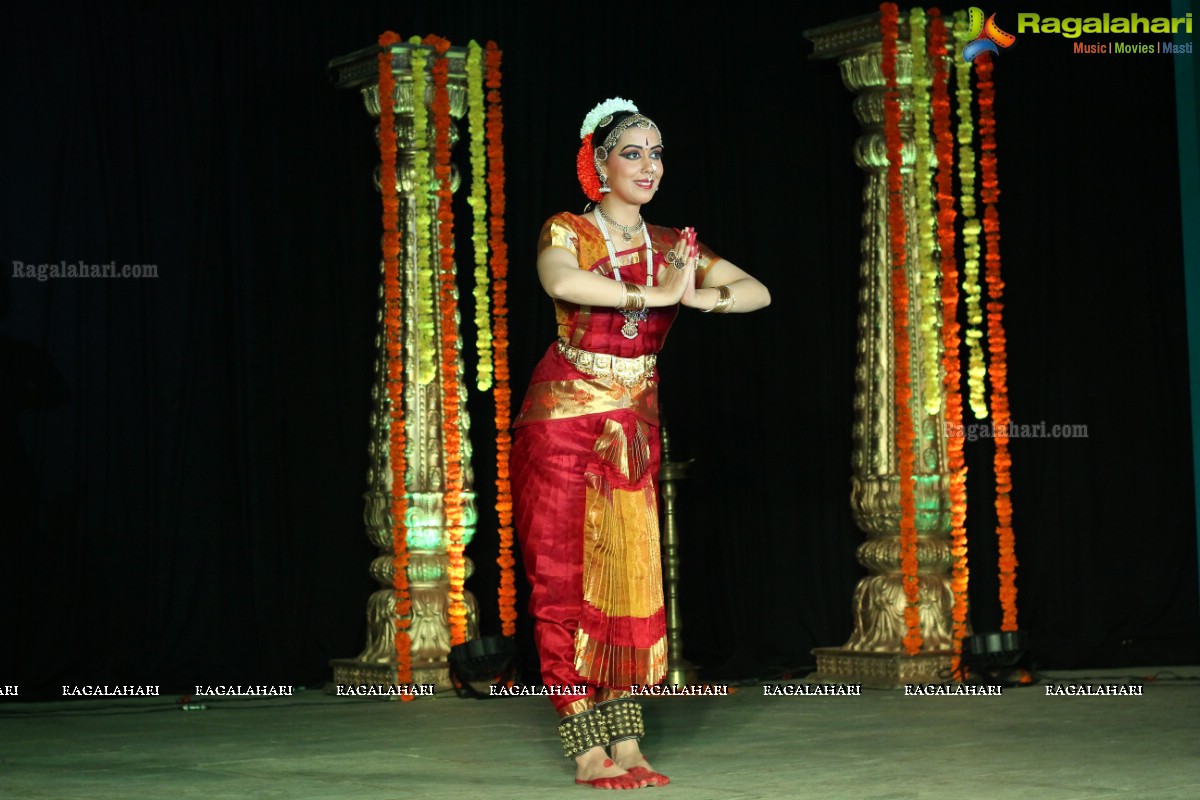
[659,424,699,686]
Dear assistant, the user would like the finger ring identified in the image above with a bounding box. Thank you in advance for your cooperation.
[665,250,684,270]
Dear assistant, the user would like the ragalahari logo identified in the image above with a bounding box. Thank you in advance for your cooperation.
[962,7,1017,61]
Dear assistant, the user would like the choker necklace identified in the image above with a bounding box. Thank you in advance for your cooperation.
[596,203,643,243]
[594,208,653,339]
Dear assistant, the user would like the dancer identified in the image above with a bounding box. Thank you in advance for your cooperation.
[511,97,770,789]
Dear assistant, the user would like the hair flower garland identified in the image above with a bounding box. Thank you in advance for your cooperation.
[576,134,602,202]
[580,97,638,138]
[485,42,517,636]
[881,1,923,656]
[377,30,414,698]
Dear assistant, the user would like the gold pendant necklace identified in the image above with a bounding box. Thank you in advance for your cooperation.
[596,203,643,243]
[594,209,653,340]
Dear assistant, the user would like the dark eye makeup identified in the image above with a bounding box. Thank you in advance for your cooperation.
[619,147,664,160]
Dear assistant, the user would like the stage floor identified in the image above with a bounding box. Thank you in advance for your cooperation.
[2,667,1198,799]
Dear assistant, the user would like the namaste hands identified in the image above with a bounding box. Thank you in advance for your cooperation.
[655,226,698,307]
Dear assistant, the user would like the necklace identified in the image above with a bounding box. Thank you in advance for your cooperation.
[596,203,643,243]
[594,208,653,340]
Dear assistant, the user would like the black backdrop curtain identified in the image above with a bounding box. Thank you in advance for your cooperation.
[2,0,1196,700]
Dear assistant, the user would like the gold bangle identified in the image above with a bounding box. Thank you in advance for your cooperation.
[703,284,735,313]
[624,282,646,312]
[617,281,628,310]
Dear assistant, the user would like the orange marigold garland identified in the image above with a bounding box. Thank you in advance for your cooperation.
[929,10,970,674]
[377,30,414,695]
[424,33,469,646]
[485,42,517,637]
[881,2,923,655]
[576,133,602,202]
[975,52,1018,632]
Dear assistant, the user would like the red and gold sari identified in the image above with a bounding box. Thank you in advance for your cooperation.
[512,212,717,714]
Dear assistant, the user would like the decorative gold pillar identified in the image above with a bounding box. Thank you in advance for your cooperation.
[805,13,961,688]
[327,42,480,692]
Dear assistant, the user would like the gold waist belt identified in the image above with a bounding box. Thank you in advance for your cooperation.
[556,340,656,387]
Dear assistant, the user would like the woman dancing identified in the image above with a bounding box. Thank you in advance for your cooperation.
[511,97,770,789]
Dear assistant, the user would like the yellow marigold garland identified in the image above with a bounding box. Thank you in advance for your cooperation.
[975,52,1018,632]
[485,42,517,636]
[408,37,437,385]
[882,1,922,656]
[910,8,942,415]
[953,12,988,419]
[424,33,469,646]
[467,41,493,392]
[377,30,414,697]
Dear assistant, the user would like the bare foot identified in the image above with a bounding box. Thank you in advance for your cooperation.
[574,746,644,789]
[610,740,670,786]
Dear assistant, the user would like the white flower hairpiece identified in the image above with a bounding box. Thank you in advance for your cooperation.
[579,97,639,139]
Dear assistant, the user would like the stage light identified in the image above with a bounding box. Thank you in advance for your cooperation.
[962,630,1032,686]
[448,635,518,698]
